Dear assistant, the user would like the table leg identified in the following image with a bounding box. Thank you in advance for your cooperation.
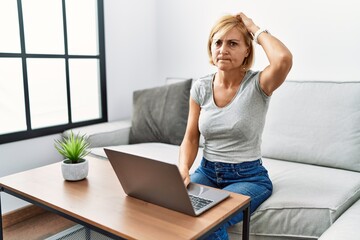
[0,190,3,240]
[242,205,250,240]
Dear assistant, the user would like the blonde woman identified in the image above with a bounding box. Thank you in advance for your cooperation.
[179,12,292,239]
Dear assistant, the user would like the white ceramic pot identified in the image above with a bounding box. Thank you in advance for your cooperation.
[61,159,89,181]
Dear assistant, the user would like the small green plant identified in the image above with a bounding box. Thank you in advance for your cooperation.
[54,131,90,164]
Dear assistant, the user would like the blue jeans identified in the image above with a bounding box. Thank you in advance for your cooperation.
[191,157,273,240]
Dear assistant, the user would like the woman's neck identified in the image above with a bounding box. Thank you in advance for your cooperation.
[216,69,246,89]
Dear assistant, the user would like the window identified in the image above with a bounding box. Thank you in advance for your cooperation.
[0,0,107,144]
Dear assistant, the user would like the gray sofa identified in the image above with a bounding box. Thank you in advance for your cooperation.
[65,79,360,239]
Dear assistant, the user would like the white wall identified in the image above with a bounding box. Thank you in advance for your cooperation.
[105,0,158,121]
[156,0,360,82]
[0,134,62,212]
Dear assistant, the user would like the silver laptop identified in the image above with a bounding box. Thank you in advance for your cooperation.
[104,148,230,216]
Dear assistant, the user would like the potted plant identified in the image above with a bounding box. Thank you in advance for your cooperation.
[54,131,90,181]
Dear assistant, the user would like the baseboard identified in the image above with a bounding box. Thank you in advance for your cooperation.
[2,204,46,228]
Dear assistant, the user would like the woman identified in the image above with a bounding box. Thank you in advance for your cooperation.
[178,12,292,239]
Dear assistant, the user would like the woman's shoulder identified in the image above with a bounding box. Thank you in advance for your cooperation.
[199,73,215,81]
[244,69,270,99]
[241,70,260,86]
[190,73,215,105]
[245,69,260,80]
[192,73,214,89]
[197,73,214,83]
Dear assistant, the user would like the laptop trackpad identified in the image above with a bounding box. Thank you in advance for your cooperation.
[187,183,210,196]
[187,183,229,201]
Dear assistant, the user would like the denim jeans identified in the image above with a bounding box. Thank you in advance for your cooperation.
[191,157,273,240]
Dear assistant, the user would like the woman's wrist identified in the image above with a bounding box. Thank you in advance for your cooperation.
[254,28,270,44]
[179,162,189,172]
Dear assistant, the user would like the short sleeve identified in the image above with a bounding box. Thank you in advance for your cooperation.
[189,74,214,106]
[254,71,271,100]
[190,78,202,105]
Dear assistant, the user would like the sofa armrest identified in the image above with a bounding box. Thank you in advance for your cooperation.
[63,119,132,148]
[318,199,360,240]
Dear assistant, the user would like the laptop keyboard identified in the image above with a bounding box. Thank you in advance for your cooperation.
[189,194,214,211]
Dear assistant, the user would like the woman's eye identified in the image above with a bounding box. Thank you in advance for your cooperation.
[229,42,238,47]
[213,40,222,47]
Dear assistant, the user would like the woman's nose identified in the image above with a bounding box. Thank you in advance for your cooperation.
[220,44,229,54]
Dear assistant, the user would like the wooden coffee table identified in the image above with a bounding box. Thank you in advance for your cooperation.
[0,156,250,239]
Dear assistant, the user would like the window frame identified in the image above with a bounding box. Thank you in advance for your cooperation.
[0,0,107,144]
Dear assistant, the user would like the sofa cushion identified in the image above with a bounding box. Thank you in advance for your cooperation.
[318,199,360,240]
[228,157,360,239]
[129,79,192,146]
[261,80,360,172]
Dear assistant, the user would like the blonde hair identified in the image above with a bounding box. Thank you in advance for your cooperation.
[207,14,254,70]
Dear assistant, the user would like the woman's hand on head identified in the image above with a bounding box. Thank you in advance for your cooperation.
[237,12,259,35]
[237,13,293,95]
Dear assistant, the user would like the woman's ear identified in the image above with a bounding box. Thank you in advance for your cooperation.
[245,48,250,57]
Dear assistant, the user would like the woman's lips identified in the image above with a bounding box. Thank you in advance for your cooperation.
[218,58,230,62]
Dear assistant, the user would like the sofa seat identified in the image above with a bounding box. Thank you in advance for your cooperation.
[228,158,360,239]
[90,143,360,240]
[90,142,203,174]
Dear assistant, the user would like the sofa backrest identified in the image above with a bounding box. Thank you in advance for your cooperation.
[261,80,360,172]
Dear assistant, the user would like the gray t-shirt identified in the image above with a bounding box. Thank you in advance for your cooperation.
[190,70,270,163]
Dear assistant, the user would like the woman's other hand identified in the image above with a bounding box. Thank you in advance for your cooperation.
[179,167,191,187]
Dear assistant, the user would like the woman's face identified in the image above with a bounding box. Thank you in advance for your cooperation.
[211,27,249,72]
